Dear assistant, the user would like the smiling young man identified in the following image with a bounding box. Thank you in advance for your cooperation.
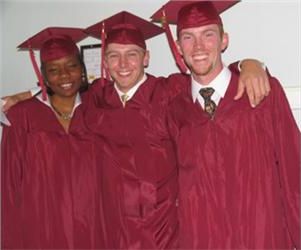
[159,1,300,249]
[83,12,180,249]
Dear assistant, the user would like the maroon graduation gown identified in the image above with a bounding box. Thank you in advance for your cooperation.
[1,95,104,249]
[167,72,300,249]
[86,75,179,249]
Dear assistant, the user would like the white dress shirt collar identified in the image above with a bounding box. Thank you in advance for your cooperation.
[114,74,147,102]
[36,92,82,118]
[191,66,231,106]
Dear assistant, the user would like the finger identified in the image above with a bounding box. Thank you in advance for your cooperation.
[258,77,267,102]
[1,98,7,112]
[245,79,256,108]
[234,78,245,100]
[263,75,271,96]
[253,77,263,106]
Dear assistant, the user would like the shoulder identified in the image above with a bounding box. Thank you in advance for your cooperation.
[81,78,114,105]
[145,73,166,86]
[166,72,191,91]
[167,72,190,82]
[5,97,41,127]
[87,78,107,93]
[8,97,39,115]
[267,76,288,101]
[163,73,191,101]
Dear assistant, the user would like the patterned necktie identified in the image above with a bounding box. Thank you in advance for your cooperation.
[121,94,129,107]
[199,87,216,117]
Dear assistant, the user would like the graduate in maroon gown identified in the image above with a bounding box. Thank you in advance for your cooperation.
[84,12,180,249]
[1,27,104,249]
[159,1,300,249]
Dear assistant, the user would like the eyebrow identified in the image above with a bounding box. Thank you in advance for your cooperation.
[106,48,143,55]
[180,27,218,36]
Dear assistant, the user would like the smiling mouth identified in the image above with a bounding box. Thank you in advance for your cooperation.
[118,71,132,77]
[60,83,73,89]
[192,54,208,61]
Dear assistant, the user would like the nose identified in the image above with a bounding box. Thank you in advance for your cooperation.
[194,38,205,50]
[60,67,71,78]
[119,55,128,68]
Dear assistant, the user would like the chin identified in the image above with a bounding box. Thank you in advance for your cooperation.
[63,90,79,97]
[194,64,214,75]
[192,68,208,76]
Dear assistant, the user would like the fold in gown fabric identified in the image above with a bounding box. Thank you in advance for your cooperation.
[167,72,300,249]
[1,94,105,249]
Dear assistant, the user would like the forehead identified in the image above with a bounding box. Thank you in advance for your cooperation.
[105,43,144,53]
[179,24,220,35]
[44,54,79,66]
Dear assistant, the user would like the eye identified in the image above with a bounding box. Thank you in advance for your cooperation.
[67,62,80,69]
[127,51,139,57]
[47,67,58,75]
[107,53,119,60]
[181,34,192,41]
[204,31,215,38]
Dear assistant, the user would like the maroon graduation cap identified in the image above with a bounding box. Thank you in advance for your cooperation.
[18,27,87,99]
[150,0,240,73]
[85,11,164,84]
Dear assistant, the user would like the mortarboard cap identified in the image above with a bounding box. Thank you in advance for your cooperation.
[150,0,239,73]
[85,11,164,50]
[85,11,164,84]
[18,27,87,63]
[18,27,87,99]
[151,0,239,28]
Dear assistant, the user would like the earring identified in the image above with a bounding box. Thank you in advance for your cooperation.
[81,73,86,82]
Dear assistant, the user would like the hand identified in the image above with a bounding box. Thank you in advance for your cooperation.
[234,59,271,107]
[1,95,21,113]
[1,90,33,112]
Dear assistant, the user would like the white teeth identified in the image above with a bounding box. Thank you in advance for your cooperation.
[118,71,131,76]
[193,54,207,60]
[61,83,72,89]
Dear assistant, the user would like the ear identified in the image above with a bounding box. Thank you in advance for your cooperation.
[221,32,229,53]
[143,50,150,67]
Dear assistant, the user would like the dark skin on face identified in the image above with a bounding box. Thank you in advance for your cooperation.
[42,54,84,132]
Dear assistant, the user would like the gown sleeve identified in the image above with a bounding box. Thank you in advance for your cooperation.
[271,77,300,249]
[1,108,27,249]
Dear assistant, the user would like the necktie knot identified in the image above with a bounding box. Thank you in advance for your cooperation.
[121,94,129,107]
[199,87,215,100]
[199,87,216,117]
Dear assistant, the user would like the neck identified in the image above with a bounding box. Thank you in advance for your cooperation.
[192,63,223,86]
[51,94,76,108]
[116,73,146,94]
[49,95,76,120]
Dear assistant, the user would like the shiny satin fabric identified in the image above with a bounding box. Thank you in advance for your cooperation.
[1,96,105,249]
[167,73,301,249]
[86,75,180,249]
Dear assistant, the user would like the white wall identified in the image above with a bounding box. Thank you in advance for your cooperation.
[0,0,300,127]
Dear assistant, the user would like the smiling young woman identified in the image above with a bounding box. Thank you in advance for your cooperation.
[1,27,105,249]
